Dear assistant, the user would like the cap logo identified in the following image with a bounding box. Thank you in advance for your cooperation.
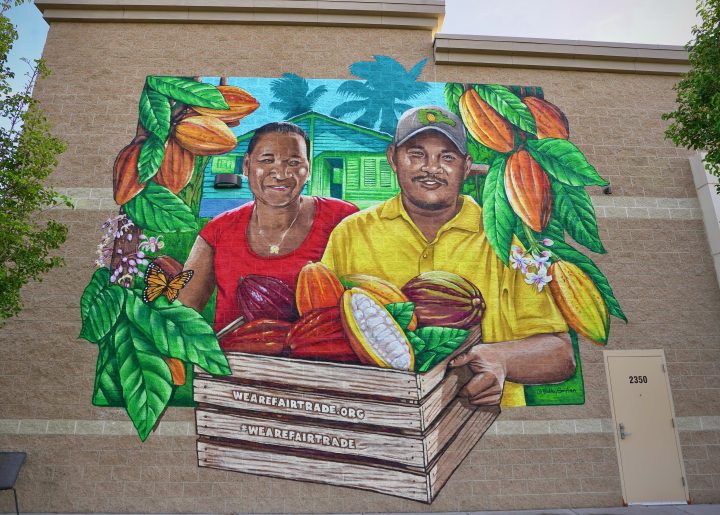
[418,108,456,127]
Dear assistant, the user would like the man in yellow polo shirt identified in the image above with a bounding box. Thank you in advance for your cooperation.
[322,105,574,407]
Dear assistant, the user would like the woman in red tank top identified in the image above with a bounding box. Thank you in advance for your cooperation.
[179,122,358,331]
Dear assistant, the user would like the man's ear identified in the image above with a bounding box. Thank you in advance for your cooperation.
[462,153,473,180]
[386,145,397,172]
[242,154,249,177]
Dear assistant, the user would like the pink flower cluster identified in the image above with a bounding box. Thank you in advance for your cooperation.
[95,214,151,288]
[510,239,554,292]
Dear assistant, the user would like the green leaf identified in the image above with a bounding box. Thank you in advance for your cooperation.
[552,181,606,254]
[124,182,198,233]
[94,336,123,406]
[444,82,464,116]
[139,88,171,141]
[482,155,515,266]
[474,84,536,134]
[113,316,173,441]
[406,331,426,353]
[125,292,231,376]
[385,302,414,331]
[526,138,608,187]
[79,270,126,344]
[137,135,166,183]
[146,76,229,109]
[551,241,627,323]
[417,351,438,373]
[414,326,469,351]
[467,137,497,165]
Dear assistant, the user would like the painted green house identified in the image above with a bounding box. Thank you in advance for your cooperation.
[199,112,398,217]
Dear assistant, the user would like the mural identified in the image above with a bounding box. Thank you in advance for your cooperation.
[78,56,626,502]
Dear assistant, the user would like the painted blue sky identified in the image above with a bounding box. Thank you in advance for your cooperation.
[201,75,447,138]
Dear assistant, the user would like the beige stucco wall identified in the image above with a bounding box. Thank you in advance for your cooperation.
[0,18,718,513]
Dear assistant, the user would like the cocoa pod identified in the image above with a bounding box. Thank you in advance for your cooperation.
[548,261,609,345]
[151,256,184,279]
[236,275,297,323]
[504,149,553,232]
[340,273,417,330]
[288,307,359,363]
[192,86,259,125]
[163,357,186,386]
[523,96,569,139]
[296,262,344,316]
[220,318,291,355]
[153,137,195,193]
[401,271,485,330]
[459,88,515,153]
[112,137,146,205]
[174,115,237,156]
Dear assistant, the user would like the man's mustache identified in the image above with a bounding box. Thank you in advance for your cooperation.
[412,175,448,186]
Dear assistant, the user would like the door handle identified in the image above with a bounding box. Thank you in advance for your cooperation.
[619,422,631,440]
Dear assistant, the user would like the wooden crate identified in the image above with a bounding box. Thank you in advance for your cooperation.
[194,329,499,503]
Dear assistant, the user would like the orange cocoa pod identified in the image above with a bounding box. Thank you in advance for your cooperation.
[295,262,344,316]
[163,357,186,386]
[192,86,259,125]
[548,261,609,345]
[220,319,291,355]
[459,88,515,153]
[112,138,146,205]
[154,137,195,193]
[523,96,569,139]
[174,115,237,156]
[504,149,553,232]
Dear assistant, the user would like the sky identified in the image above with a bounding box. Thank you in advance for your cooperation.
[3,0,700,96]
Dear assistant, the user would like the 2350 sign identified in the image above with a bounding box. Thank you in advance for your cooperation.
[629,375,648,384]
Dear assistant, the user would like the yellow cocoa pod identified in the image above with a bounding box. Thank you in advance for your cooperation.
[154,137,196,193]
[459,88,515,153]
[174,115,237,156]
[523,96,569,139]
[192,86,260,125]
[340,274,418,331]
[548,261,609,345]
[113,137,146,205]
[505,149,552,232]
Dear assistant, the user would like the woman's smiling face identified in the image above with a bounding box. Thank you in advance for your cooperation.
[243,131,310,207]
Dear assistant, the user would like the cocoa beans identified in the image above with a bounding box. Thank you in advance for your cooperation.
[295,262,344,316]
[154,137,195,193]
[401,271,485,330]
[523,96,569,140]
[504,149,553,232]
[220,319,291,355]
[174,115,237,156]
[340,274,417,330]
[113,138,146,205]
[548,261,609,345]
[192,86,259,125]
[459,88,515,153]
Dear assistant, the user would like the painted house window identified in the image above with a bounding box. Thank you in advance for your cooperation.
[361,157,396,190]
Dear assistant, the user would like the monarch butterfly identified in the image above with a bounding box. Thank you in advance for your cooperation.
[142,261,194,303]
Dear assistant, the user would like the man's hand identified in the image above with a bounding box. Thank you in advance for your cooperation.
[448,333,575,406]
[449,346,507,405]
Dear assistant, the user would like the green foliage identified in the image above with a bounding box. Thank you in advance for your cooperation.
[137,134,166,182]
[146,76,228,109]
[385,302,414,331]
[663,0,720,182]
[124,182,198,233]
[481,155,515,265]
[407,326,469,373]
[443,82,464,116]
[138,88,171,141]
[526,138,608,187]
[0,3,71,324]
[79,269,126,343]
[551,181,606,254]
[473,84,537,135]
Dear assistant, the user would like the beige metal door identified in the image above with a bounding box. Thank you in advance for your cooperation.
[604,350,688,505]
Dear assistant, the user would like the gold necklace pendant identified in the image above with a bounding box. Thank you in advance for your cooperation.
[269,244,280,255]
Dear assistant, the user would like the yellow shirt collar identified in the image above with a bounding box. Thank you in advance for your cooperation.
[379,193,481,234]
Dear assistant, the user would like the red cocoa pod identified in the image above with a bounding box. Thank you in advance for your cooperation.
[401,271,485,330]
[288,307,359,363]
[236,275,297,323]
[295,262,344,316]
[113,137,146,205]
[151,256,184,279]
[459,88,515,153]
[192,86,260,125]
[504,149,553,232]
[220,319,291,354]
[523,96,569,140]
[153,137,195,193]
[174,115,237,156]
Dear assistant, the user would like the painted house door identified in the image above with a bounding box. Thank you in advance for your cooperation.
[604,350,688,505]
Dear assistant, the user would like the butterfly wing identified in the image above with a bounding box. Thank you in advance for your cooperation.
[163,270,194,303]
[143,262,169,303]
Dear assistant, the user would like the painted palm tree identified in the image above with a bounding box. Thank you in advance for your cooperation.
[269,73,328,118]
[330,56,430,134]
